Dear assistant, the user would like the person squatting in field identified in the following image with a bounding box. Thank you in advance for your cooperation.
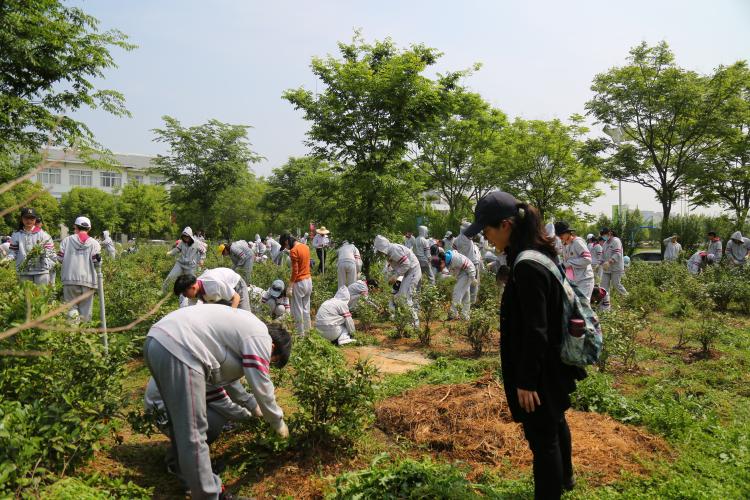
[260,279,291,319]
[315,286,357,346]
[58,216,102,322]
[464,190,586,500]
[144,305,291,500]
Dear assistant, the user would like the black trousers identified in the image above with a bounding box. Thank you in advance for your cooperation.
[521,413,573,500]
[316,248,324,272]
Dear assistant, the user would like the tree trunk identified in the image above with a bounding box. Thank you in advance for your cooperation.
[660,201,672,254]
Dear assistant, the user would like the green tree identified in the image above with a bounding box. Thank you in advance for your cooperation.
[689,65,750,232]
[118,181,173,238]
[0,181,60,236]
[260,156,341,234]
[0,0,134,154]
[585,41,744,240]
[493,116,602,220]
[283,33,457,273]
[151,116,263,231]
[210,176,266,239]
[411,89,507,226]
[59,187,120,235]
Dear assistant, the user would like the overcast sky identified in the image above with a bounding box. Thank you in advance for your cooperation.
[70,0,750,217]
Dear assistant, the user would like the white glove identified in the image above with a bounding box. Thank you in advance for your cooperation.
[602,261,610,271]
[273,419,289,439]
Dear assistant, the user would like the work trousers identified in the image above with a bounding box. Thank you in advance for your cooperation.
[450,271,474,320]
[393,266,422,327]
[521,414,574,500]
[63,284,96,322]
[572,276,594,302]
[19,273,50,286]
[144,338,222,500]
[291,278,312,334]
[337,261,357,288]
[163,263,197,294]
[234,259,253,285]
[315,248,325,273]
[418,260,434,287]
[601,271,628,296]
[470,264,481,303]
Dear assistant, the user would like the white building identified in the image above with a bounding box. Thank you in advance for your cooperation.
[36,148,168,199]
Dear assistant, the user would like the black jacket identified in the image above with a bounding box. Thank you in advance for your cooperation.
[500,259,586,423]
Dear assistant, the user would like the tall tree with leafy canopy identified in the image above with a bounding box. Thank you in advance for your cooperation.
[688,64,750,232]
[59,187,120,236]
[118,181,173,238]
[411,89,507,226]
[260,156,341,234]
[283,33,461,273]
[585,41,745,238]
[0,0,134,154]
[151,116,263,231]
[493,116,602,221]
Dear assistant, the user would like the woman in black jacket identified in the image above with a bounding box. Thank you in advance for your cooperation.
[463,191,586,500]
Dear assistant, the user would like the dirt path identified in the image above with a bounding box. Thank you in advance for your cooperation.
[343,345,433,374]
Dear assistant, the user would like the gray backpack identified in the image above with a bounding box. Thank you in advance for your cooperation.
[514,250,603,367]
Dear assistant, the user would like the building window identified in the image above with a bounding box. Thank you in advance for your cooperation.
[69,169,93,186]
[131,174,144,184]
[37,168,61,185]
[150,176,163,185]
[100,171,122,188]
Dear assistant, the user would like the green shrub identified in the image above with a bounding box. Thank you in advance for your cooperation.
[329,454,480,499]
[571,372,639,422]
[623,282,663,318]
[288,335,376,447]
[41,475,152,499]
[389,297,414,339]
[597,307,643,372]
[460,303,496,357]
[417,284,442,346]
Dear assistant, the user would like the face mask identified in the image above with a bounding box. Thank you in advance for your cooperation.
[602,236,610,242]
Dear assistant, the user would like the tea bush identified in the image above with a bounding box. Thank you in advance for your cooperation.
[460,303,496,357]
[417,284,442,346]
[288,335,376,447]
[330,454,480,499]
[597,307,644,372]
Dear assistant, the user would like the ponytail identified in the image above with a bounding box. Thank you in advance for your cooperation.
[506,202,558,264]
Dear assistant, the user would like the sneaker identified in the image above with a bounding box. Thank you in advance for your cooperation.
[337,337,357,346]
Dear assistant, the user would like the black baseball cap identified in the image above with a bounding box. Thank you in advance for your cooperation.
[20,207,38,219]
[600,227,611,235]
[464,191,520,238]
[554,221,573,236]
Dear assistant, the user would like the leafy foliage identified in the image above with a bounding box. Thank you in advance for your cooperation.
[151,116,263,231]
[0,0,134,153]
[288,335,376,447]
[330,454,480,499]
[417,284,442,345]
[60,187,121,235]
[460,303,496,357]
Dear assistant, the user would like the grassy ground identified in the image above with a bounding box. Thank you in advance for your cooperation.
[79,305,750,499]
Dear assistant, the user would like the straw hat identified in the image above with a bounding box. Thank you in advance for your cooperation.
[316,226,330,235]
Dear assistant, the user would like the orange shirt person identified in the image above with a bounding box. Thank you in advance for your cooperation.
[282,234,312,334]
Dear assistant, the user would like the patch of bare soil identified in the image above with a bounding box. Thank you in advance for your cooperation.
[343,345,433,374]
[375,376,671,485]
